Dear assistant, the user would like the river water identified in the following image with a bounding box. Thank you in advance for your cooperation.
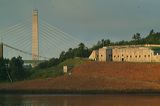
[0,94,160,106]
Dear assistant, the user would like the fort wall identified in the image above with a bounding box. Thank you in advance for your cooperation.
[89,45,160,62]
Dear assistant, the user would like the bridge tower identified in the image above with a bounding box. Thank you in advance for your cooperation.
[0,43,3,58]
[32,10,39,60]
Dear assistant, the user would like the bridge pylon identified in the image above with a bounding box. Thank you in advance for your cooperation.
[0,43,3,58]
[32,9,39,61]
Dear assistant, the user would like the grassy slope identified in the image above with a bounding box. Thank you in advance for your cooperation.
[1,60,160,93]
[58,57,86,67]
[29,58,86,79]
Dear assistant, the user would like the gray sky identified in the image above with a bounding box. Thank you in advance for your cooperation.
[1,0,160,41]
[0,0,160,58]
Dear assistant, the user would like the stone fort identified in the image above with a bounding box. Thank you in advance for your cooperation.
[89,44,160,62]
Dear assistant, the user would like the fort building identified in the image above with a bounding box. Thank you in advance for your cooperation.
[112,47,152,62]
[99,47,112,62]
[89,45,160,62]
[89,50,98,61]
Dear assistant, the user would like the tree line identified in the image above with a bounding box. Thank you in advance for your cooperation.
[0,56,28,82]
[92,29,160,48]
[37,43,91,69]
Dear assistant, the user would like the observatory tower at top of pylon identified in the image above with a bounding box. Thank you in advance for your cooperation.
[33,9,38,15]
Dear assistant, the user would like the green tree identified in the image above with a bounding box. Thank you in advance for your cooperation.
[104,39,111,46]
[132,33,141,41]
[78,43,85,50]
[38,61,48,69]
[9,56,25,81]
[59,51,66,62]
[48,58,59,67]
[78,43,85,57]
[0,58,8,82]
[149,29,154,35]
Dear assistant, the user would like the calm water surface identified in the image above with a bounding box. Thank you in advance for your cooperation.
[0,94,160,106]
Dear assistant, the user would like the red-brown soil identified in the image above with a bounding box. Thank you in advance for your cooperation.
[1,61,160,91]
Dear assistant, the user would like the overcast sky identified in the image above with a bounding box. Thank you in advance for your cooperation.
[1,0,160,58]
[1,0,160,42]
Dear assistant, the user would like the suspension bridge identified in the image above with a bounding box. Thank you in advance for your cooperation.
[0,10,83,62]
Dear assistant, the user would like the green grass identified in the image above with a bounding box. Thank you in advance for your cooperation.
[29,67,63,79]
[58,57,87,68]
[28,58,87,79]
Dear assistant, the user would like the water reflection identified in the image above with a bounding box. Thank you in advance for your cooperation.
[0,94,160,106]
[0,95,23,106]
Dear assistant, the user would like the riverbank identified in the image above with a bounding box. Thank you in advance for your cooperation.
[0,61,160,94]
[1,89,160,95]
